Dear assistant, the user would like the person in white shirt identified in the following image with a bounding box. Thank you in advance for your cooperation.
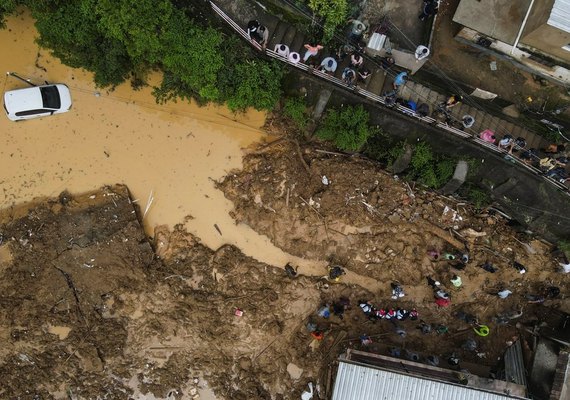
[288,52,300,64]
[415,45,430,61]
[318,57,337,74]
[274,44,290,58]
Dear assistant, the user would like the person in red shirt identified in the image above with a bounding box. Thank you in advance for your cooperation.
[435,297,451,307]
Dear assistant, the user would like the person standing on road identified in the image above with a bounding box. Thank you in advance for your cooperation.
[393,71,408,90]
[415,45,430,61]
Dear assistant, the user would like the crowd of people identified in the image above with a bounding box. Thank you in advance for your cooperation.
[289,243,567,374]
[244,3,569,187]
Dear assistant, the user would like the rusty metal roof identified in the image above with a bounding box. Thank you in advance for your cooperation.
[331,361,528,400]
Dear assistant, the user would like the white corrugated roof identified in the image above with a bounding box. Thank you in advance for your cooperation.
[331,362,524,400]
[548,0,570,33]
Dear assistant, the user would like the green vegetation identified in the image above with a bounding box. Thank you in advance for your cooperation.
[283,96,309,129]
[467,187,492,209]
[0,0,283,111]
[406,141,455,188]
[307,0,347,43]
[558,240,570,256]
[316,105,378,151]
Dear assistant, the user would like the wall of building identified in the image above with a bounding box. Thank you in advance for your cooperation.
[522,23,570,63]
[292,72,570,241]
[522,0,555,34]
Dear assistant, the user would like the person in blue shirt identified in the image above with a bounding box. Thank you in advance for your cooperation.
[393,71,408,90]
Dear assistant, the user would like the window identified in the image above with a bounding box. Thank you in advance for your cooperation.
[40,85,61,109]
[15,109,52,117]
[562,44,570,52]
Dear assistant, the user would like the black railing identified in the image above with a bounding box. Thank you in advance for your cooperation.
[210,1,569,195]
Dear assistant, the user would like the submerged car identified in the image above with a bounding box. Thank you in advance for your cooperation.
[3,84,72,121]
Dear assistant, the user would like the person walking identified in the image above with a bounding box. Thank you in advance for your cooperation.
[303,43,324,63]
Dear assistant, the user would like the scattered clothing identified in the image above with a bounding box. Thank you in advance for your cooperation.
[560,262,570,273]
[436,289,450,299]
[274,44,290,57]
[443,253,456,260]
[455,311,478,325]
[497,289,512,299]
[415,45,430,61]
[395,327,407,338]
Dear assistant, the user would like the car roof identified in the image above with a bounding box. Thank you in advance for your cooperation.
[4,86,44,112]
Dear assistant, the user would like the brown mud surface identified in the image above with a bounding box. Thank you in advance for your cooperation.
[0,186,360,399]
[219,140,570,367]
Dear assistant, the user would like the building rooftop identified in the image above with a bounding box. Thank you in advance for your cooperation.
[452,0,531,45]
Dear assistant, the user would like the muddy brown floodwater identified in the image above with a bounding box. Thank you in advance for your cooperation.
[0,11,326,276]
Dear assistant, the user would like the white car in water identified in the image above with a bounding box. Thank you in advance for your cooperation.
[3,84,72,121]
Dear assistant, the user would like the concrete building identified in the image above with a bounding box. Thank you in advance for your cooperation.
[452,0,570,85]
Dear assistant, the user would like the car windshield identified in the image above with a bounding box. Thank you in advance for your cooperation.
[40,86,61,109]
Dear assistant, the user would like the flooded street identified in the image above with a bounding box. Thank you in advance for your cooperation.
[0,12,326,273]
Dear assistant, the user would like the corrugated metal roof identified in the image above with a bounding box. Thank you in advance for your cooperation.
[504,340,527,387]
[332,362,524,400]
[548,0,570,33]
